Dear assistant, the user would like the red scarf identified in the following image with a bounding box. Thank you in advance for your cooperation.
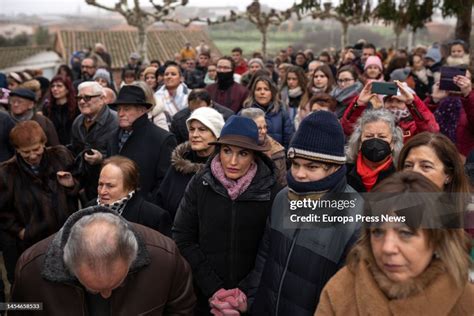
[356,153,393,191]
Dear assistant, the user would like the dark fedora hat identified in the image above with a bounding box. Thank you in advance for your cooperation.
[110,85,152,109]
[209,115,270,152]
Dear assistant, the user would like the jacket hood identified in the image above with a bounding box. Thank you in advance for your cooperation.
[201,151,277,201]
[171,142,206,175]
[41,206,151,283]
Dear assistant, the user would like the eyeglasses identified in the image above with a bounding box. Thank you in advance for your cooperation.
[337,78,354,84]
[75,94,101,102]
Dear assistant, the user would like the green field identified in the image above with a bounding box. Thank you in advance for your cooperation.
[209,29,305,57]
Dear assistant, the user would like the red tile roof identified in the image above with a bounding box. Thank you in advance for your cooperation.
[55,29,221,69]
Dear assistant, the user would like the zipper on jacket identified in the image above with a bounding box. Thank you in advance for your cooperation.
[275,229,300,315]
[229,200,237,285]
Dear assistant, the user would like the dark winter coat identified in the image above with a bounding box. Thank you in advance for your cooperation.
[0,146,79,250]
[170,103,234,144]
[70,105,118,200]
[156,142,207,221]
[346,162,396,193]
[172,153,280,314]
[248,102,295,149]
[43,102,80,146]
[110,114,177,201]
[0,111,14,162]
[88,194,172,236]
[11,207,196,316]
[30,113,60,147]
[245,185,362,316]
[206,82,249,113]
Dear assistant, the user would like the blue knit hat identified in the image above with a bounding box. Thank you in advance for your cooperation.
[209,115,270,151]
[288,111,346,164]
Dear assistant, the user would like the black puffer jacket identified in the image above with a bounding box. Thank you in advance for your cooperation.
[245,185,362,316]
[173,153,280,315]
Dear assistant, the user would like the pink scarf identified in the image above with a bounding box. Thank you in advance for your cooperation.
[210,155,258,200]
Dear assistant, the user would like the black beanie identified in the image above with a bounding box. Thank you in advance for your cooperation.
[287,111,346,165]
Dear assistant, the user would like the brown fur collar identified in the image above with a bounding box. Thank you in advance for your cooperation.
[264,136,285,159]
[171,142,206,175]
[357,245,446,300]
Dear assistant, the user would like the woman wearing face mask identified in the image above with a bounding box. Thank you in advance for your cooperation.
[346,109,403,192]
[316,171,473,315]
[173,115,279,315]
[279,66,310,122]
[341,81,439,142]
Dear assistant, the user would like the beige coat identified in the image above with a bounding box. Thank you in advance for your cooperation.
[315,259,474,316]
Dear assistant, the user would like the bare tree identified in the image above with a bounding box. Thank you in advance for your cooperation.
[201,0,293,58]
[85,0,188,62]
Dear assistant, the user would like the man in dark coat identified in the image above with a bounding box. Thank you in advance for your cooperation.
[0,121,79,286]
[206,56,249,113]
[170,88,233,144]
[110,85,177,201]
[0,111,14,162]
[70,82,118,201]
[10,206,195,315]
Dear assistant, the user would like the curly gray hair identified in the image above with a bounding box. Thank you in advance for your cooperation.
[346,109,403,163]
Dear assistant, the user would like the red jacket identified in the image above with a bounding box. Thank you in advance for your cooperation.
[341,95,439,142]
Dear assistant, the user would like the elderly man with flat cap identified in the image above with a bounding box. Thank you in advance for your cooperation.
[109,85,177,201]
[10,206,195,315]
[9,88,59,146]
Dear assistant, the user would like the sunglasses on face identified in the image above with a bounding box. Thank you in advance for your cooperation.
[76,94,101,102]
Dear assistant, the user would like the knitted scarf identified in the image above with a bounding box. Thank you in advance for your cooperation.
[433,96,462,144]
[210,155,258,201]
[356,154,393,192]
[331,81,363,104]
[286,164,347,199]
[97,190,135,216]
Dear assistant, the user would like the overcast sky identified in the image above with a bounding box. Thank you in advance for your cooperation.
[1,0,310,15]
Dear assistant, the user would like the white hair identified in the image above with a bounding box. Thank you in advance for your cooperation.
[78,81,104,96]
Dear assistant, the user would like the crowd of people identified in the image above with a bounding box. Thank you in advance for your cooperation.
[0,37,473,315]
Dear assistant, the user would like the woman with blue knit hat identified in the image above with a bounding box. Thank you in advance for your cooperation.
[173,115,281,315]
[244,111,362,316]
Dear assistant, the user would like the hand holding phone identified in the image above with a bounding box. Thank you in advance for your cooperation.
[371,82,398,96]
[439,66,466,91]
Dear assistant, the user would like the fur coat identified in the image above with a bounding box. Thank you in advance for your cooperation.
[315,248,474,315]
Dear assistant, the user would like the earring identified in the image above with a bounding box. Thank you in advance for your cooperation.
[444,178,450,185]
